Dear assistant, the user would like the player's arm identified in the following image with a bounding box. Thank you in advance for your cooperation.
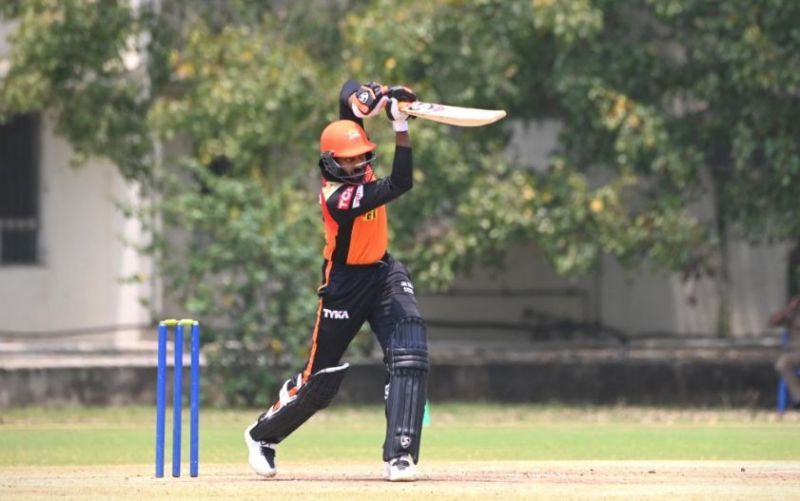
[339,80,366,126]
[357,131,413,211]
[340,79,417,124]
[324,82,418,219]
[325,142,412,220]
[340,80,384,128]
[325,105,414,220]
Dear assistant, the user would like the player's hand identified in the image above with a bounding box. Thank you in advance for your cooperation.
[350,81,388,118]
[387,85,417,103]
[386,97,410,132]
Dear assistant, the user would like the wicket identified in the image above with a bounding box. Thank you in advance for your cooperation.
[155,318,201,478]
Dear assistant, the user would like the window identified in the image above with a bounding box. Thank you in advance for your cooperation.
[0,114,40,264]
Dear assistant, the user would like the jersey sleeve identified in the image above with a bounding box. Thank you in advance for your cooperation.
[324,146,412,221]
[339,79,364,126]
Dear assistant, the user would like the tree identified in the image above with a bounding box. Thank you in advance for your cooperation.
[2,0,798,402]
[145,16,336,403]
[346,0,709,282]
[348,0,800,332]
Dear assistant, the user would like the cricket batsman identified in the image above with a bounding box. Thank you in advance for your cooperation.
[244,79,429,481]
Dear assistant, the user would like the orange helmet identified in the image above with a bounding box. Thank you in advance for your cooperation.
[319,120,377,184]
[319,120,377,157]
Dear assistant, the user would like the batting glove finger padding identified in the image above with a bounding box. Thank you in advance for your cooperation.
[351,81,389,118]
[387,85,418,102]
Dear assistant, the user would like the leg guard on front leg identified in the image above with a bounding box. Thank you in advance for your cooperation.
[383,318,429,463]
[249,363,349,444]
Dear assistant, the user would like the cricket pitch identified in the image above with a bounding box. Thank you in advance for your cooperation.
[3,461,799,500]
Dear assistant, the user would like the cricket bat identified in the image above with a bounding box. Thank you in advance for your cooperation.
[398,101,507,127]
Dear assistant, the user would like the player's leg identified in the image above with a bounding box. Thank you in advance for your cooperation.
[369,257,429,481]
[384,317,428,481]
[246,266,377,476]
[244,362,350,476]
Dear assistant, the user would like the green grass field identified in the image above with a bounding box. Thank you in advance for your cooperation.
[3,404,800,499]
[2,403,799,466]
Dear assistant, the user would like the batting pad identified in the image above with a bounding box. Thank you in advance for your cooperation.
[384,317,429,463]
[249,363,350,444]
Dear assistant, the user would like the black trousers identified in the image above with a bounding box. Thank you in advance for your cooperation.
[304,253,422,378]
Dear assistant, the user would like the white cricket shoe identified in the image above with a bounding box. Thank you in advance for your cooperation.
[384,454,416,482]
[244,422,277,477]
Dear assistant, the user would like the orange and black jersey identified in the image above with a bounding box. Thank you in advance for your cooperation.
[319,146,412,264]
[319,79,413,265]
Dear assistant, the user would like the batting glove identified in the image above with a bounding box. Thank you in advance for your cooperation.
[387,85,417,102]
[350,81,388,118]
[386,98,410,132]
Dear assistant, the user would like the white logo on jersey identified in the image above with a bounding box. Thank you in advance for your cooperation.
[337,186,355,210]
[353,185,364,208]
[323,308,350,320]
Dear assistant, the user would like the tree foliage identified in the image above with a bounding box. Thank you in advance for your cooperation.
[2,0,799,401]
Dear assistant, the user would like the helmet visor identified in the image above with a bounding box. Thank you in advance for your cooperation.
[321,151,376,184]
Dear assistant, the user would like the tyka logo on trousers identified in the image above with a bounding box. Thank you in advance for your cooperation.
[323,308,350,320]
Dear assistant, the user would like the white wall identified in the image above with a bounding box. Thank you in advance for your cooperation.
[419,245,595,343]
[728,240,792,335]
[597,257,719,336]
[422,239,787,339]
[0,115,154,347]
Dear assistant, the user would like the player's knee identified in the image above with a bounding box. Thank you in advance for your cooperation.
[250,363,349,444]
[388,317,429,372]
[304,364,351,409]
[392,317,428,349]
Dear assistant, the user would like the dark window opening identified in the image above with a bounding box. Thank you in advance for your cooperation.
[0,114,40,264]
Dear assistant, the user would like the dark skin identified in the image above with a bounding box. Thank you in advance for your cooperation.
[395,130,411,149]
[335,131,410,175]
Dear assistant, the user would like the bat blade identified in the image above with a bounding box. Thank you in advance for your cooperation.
[399,101,507,127]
